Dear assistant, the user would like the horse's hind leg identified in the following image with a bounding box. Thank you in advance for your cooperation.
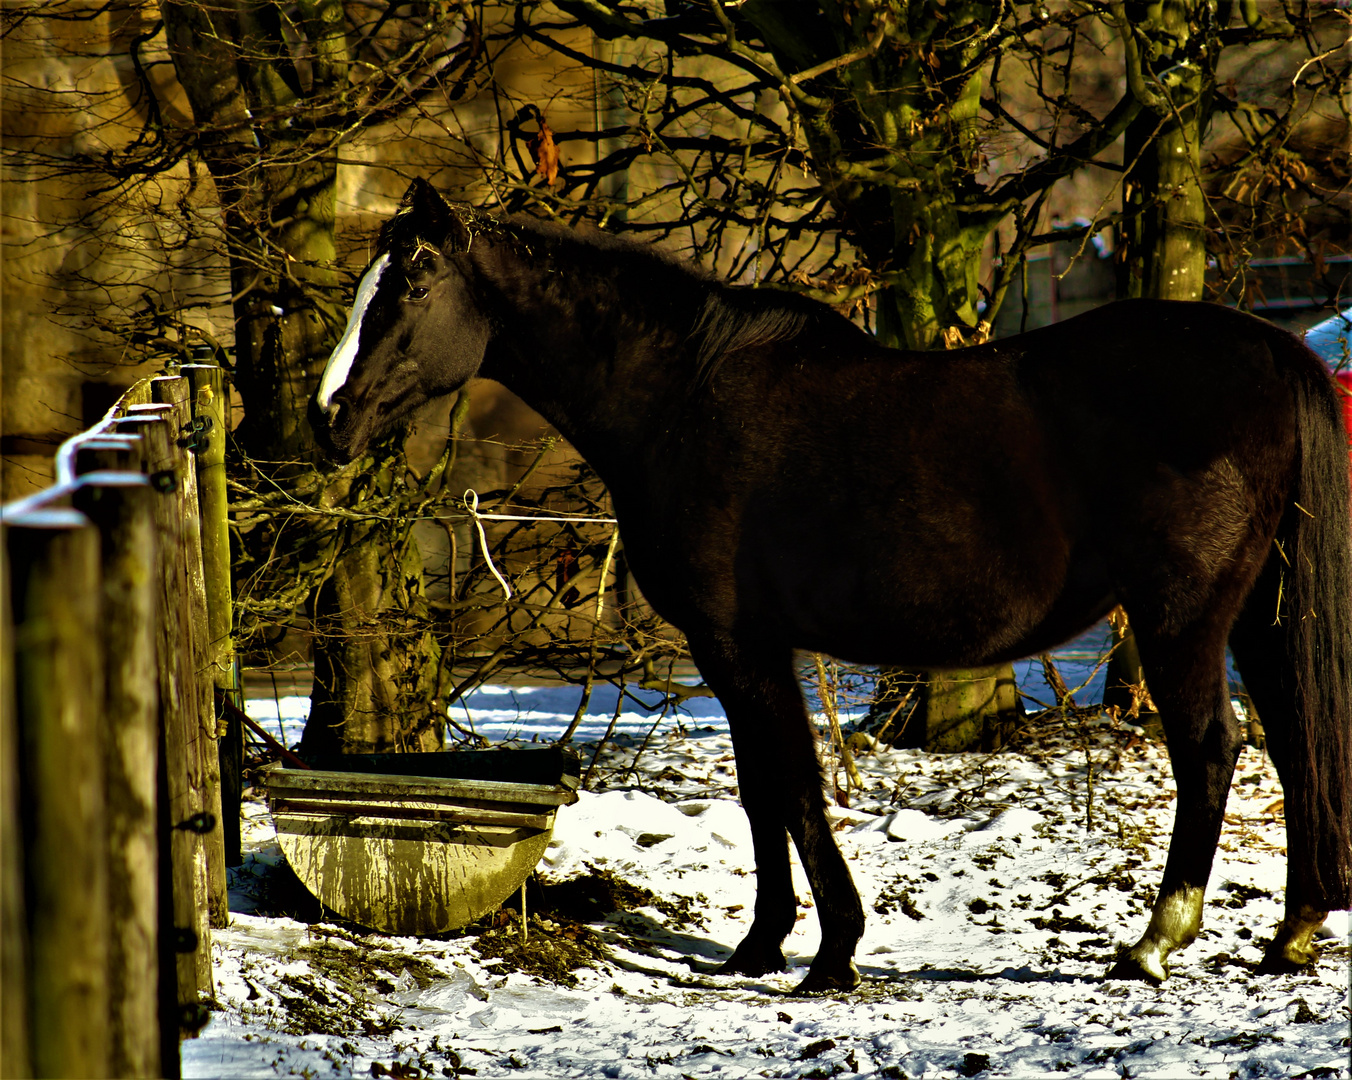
[1230,579,1334,973]
[687,632,864,993]
[1108,622,1245,982]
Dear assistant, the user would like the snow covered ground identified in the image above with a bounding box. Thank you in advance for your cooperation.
[186,680,1350,1079]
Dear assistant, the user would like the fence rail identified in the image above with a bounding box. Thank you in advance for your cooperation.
[1,365,239,1080]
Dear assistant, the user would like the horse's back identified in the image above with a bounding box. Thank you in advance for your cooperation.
[1003,300,1302,490]
[645,299,1309,663]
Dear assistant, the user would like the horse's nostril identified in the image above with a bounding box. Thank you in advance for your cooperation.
[313,393,346,424]
[308,395,336,440]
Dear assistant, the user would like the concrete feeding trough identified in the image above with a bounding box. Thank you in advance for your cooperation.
[261,746,580,935]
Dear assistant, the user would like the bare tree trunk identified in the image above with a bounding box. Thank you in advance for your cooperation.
[1106,2,1215,723]
[303,482,445,756]
[739,4,1022,751]
[163,0,445,755]
[1118,81,1208,300]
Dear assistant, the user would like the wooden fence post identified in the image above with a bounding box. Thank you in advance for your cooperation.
[150,376,230,929]
[4,509,111,1079]
[72,472,163,1079]
[0,543,30,1080]
[1,370,239,1077]
[113,407,214,1026]
[183,363,243,872]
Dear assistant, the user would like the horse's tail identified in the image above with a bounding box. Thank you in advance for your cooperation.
[1233,332,1352,910]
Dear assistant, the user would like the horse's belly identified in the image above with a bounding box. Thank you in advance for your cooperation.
[761,544,1111,669]
[782,596,1029,668]
[788,596,1111,669]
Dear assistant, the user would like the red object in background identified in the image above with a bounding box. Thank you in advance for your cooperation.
[1302,309,1352,463]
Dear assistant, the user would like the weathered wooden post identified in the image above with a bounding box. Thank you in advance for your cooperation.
[150,376,229,927]
[4,508,111,1079]
[113,406,215,1027]
[72,470,163,1078]
[0,547,30,1080]
[183,362,243,873]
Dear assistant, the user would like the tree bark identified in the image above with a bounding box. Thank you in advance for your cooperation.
[0,539,27,1080]
[303,497,445,756]
[1118,80,1208,298]
[893,668,1023,753]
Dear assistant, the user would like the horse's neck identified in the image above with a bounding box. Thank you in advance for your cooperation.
[475,235,696,482]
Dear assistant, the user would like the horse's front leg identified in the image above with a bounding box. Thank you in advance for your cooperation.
[1108,633,1244,982]
[688,633,864,993]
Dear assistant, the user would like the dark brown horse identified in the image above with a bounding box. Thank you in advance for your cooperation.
[310,178,1351,993]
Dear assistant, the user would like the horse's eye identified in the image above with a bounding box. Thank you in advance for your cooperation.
[407,287,429,302]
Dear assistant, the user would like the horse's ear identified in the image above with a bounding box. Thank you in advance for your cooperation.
[401,179,471,254]
[445,208,472,255]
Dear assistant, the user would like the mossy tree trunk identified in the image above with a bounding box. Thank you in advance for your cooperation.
[1115,1,1214,305]
[740,2,1023,748]
[1106,1,1228,722]
[303,467,445,756]
[740,1,999,348]
[163,0,444,754]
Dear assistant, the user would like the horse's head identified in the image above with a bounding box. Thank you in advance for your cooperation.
[310,179,491,463]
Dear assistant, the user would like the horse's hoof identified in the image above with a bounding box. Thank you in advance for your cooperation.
[790,961,860,997]
[1105,953,1167,983]
[1256,942,1319,975]
[718,944,787,978]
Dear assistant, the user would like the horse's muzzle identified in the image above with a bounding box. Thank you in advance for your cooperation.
[308,395,349,463]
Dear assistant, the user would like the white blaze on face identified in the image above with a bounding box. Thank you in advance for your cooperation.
[316,253,391,412]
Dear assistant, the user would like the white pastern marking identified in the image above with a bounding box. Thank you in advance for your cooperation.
[1146,885,1204,948]
[316,253,391,410]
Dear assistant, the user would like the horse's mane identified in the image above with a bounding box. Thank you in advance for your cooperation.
[687,288,819,384]
[381,195,832,385]
[520,219,841,383]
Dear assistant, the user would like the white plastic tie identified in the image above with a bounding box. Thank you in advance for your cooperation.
[464,489,513,600]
